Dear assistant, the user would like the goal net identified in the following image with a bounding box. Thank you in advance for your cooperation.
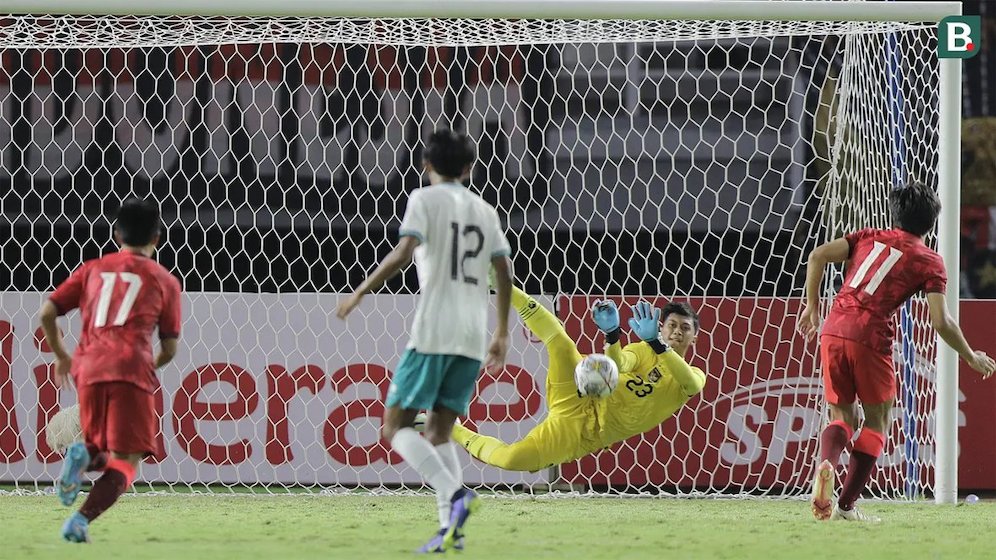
[0,6,949,498]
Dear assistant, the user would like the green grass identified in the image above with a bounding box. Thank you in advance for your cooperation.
[0,494,992,559]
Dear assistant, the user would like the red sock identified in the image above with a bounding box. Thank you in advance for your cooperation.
[85,444,108,471]
[78,458,136,522]
[819,420,854,467]
[838,428,886,511]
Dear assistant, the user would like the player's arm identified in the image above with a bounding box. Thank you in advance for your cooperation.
[338,191,426,320]
[926,292,996,378]
[156,338,179,368]
[605,341,639,373]
[157,276,182,369]
[655,349,706,397]
[485,255,513,372]
[40,266,86,387]
[336,235,420,320]
[491,256,513,336]
[354,236,420,295]
[38,300,73,387]
[591,300,640,372]
[484,207,514,372]
[798,237,851,340]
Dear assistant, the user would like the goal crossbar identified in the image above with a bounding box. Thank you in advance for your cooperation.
[3,0,962,22]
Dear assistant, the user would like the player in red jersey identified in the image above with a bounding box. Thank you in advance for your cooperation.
[38,198,182,543]
[798,181,995,522]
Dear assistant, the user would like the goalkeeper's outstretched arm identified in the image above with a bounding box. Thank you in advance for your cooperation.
[656,349,705,396]
[591,299,640,372]
[604,338,639,373]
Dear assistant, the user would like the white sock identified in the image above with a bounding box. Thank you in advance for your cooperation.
[391,428,460,528]
[435,442,464,528]
[436,441,463,483]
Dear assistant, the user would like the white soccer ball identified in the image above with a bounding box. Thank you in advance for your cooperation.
[574,354,619,398]
[46,404,83,454]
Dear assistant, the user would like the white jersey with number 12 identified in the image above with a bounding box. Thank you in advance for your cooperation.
[398,183,511,361]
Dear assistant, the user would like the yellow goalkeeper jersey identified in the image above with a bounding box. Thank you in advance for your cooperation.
[596,341,707,447]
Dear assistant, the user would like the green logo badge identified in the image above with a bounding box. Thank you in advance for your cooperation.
[938,16,981,59]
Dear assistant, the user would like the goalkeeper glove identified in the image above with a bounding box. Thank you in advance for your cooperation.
[628,301,661,342]
[591,299,620,333]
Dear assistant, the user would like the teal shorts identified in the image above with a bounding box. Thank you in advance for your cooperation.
[386,349,482,415]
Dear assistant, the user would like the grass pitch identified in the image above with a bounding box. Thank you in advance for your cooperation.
[0,493,992,559]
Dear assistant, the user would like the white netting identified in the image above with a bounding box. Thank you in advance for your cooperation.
[0,13,942,498]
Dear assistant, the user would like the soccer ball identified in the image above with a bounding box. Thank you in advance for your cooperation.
[574,354,619,398]
[46,404,83,454]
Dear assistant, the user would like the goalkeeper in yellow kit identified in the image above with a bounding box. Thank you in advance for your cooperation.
[451,287,706,472]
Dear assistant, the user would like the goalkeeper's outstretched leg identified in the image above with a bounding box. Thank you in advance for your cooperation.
[449,288,593,473]
[451,416,587,473]
[511,287,580,373]
[510,287,584,413]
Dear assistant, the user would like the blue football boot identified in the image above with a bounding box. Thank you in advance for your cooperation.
[416,528,447,554]
[61,511,90,543]
[57,442,90,507]
[443,489,480,550]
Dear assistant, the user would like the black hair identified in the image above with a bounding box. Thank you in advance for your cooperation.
[889,181,941,236]
[662,302,700,332]
[423,129,476,178]
[115,198,161,247]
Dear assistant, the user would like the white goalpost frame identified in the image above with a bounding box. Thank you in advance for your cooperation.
[2,0,963,503]
[935,28,963,505]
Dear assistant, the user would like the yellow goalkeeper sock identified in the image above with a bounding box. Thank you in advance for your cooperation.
[452,423,505,465]
[511,287,563,344]
[451,422,544,472]
[511,286,534,316]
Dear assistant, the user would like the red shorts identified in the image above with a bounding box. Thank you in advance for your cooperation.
[820,335,896,405]
[78,381,162,457]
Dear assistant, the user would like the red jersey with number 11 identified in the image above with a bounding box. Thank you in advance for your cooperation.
[49,251,182,393]
[821,228,946,354]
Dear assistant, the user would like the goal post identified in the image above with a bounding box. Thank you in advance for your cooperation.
[0,1,964,501]
[935,54,963,506]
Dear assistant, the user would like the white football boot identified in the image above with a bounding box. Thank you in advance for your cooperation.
[810,459,835,521]
[830,504,881,523]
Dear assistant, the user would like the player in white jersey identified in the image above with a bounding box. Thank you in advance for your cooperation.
[337,129,513,553]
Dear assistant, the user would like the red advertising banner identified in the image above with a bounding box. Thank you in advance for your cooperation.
[956,300,996,490]
[3,293,993,491]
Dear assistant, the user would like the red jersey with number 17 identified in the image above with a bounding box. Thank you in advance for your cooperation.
[821,228,947,354]
[49,251,182,393]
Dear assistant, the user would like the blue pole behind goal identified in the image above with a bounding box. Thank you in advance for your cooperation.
[886,24,919,499]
